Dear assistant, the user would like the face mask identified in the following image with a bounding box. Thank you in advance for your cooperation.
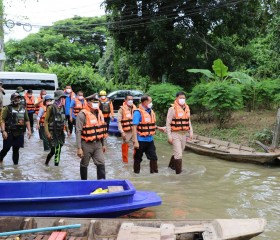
[19,92,23,96]
[66,89,72,93]
[42,94,46,99]
[178,99,185,105]
[78,96,84,100]
[147,102,153,109]
[46,101,52,106]
[92,103,99,109]
[101,96,106,100]
[127,100,133,106]
[28,94,32,98]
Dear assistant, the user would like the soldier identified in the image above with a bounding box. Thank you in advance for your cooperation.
[44,90,69,166]
[76,93,107,180]
[99,90,114,132]
[166,92,193,174]
[0,93,31,165]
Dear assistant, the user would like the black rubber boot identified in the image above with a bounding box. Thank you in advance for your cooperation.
[80,166,88,180]
[168,155,175,170]
[175,159,182,174]
[133,160,141,174]
[45,154,52,166]
[97,165,106,180]
[150,160,158,174]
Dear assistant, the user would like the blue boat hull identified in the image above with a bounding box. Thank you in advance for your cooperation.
[108,118,121,136]
[0,180,161,218]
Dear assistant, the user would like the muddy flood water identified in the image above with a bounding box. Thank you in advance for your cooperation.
[0,132,280,240]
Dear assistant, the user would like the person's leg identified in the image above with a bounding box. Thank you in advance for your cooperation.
[72,118,76,134]
[121,131,132,163]
[28,112,34,132]
[12,146,20,165]
[146,141,158,173]
[103,117,110,133]
[66,115,73,134]
[80,141,93,180]
[45,147,55,165]
[133,141,145,173]
[40,126,50,151]
[54,144,62,166]
[92,141,106,180]
[172,132,183,174]
[0,134,13,162]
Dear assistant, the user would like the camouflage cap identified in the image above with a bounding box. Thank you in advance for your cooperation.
[54,90,66,100]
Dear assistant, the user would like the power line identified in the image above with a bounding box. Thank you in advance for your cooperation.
[5,0,250,33]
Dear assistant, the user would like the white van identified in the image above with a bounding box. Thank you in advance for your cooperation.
[0,72,58,106]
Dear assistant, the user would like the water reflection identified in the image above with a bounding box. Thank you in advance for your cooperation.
[0,132,279,239]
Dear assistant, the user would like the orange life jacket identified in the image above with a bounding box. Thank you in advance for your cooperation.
[120,102,137,132]
[171,101,190,132]
[35,96,44,115]
[24,94,35,111]
[136,105,156,136]
[73,98,87,116]
[39,105,47,125]
[81,109,108,142]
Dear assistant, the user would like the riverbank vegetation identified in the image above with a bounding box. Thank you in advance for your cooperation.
[4,1,280,146]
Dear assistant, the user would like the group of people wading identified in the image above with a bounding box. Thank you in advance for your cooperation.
[0,86,193,178]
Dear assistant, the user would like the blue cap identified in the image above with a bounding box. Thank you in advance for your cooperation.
[44,95,53,101]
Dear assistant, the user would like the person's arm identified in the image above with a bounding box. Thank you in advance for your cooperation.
[37,107,44,119]
[75,112,85,149]
[166,107,174,138]
[1,88,5,95]
[110,101,114,120]
[44,106,52,139]
[24,110,31,138]
[69,100,75,121]
[132,110,141,148]
[117,108,124,133]
[1,107,7,139]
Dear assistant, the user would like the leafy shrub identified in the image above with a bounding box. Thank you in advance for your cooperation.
[188,83,213,122]
[203,82,243,128]
[147,83,183,125]
[254,128,273,145]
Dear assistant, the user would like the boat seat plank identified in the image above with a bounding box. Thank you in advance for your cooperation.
[174,225,205,234]
[201,144,216,148]
[117,223,161,240]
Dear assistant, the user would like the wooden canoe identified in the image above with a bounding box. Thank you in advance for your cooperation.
[0,216,266,240]
[185,135,280,164]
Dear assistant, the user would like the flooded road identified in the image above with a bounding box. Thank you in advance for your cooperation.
[0,132,279,239]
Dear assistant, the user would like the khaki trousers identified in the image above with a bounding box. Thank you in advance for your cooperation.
[122,130,133,143]
[80,140,105,167]
[171,132,187,159]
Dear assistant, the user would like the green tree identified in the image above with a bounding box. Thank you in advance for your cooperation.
[147,83,183,125]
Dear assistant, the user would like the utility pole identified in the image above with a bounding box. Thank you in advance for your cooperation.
[271,108,280,151]
[0,0,6,71]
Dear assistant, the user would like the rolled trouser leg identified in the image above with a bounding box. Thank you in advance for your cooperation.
[97,165,106,180]
[80,166,88,180]
[168,155,175,170]
[122,143,129,163]
[175,159,182,174]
